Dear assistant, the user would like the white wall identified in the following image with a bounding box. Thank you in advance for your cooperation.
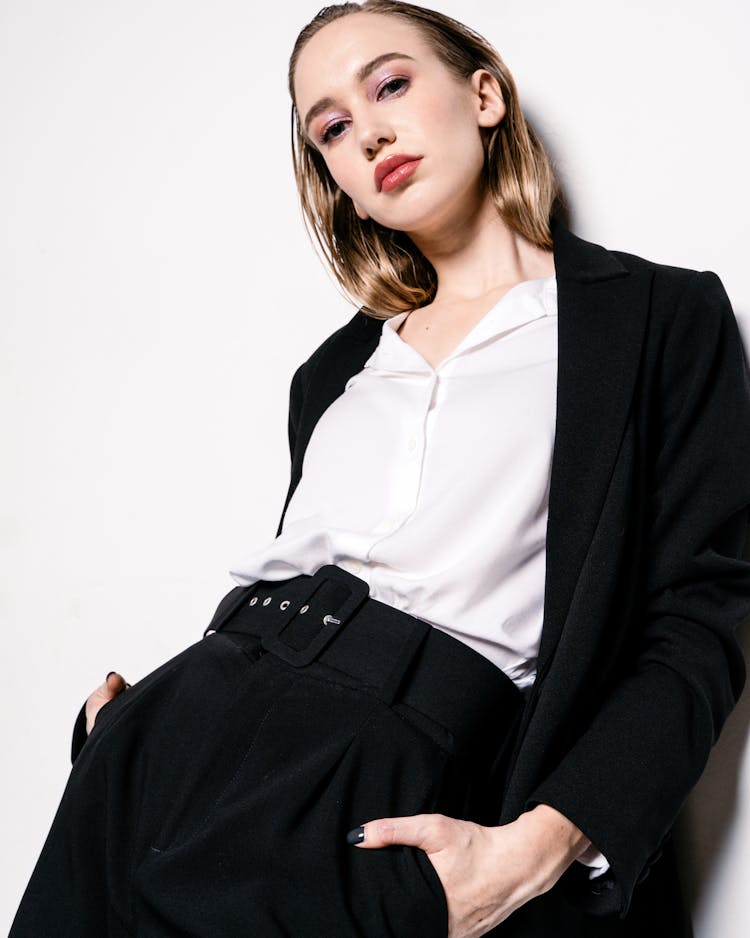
[2,1,748,933]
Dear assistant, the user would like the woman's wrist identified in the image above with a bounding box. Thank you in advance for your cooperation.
[505,803,593,895]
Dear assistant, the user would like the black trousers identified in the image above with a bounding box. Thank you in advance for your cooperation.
[11,563,532,937]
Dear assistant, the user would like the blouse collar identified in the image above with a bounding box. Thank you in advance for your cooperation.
[365,275,557,373]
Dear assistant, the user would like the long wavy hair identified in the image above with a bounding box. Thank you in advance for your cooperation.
[288,0,564,318]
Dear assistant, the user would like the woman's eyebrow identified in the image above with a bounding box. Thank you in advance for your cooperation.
[302,52,417,135]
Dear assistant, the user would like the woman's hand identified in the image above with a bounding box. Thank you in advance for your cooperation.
[348,804,591,938]
[85,671,129,734]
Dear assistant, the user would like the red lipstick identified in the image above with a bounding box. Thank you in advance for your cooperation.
[375,153,423,192]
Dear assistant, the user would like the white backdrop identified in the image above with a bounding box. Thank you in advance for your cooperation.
[2,1,748,933]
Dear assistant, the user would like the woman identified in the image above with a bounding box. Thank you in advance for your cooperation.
[11,2,750,936]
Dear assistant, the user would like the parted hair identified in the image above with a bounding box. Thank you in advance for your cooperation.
[288,0,563,318]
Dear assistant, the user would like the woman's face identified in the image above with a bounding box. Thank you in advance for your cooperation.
[293,13,505,240]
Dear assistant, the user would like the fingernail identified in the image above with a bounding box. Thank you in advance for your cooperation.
[345,825,365,845]
[106,671,116,680]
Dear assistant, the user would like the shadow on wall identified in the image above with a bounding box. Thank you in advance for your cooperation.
[675,521,750,931]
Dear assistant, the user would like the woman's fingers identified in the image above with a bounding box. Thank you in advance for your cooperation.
[85,671,129,735]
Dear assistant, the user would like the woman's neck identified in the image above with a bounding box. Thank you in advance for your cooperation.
[407,203,555,307]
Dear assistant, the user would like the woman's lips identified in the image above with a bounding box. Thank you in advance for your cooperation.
[380,158,422,193]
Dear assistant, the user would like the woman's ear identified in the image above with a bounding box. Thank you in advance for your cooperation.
[471,69,506,130]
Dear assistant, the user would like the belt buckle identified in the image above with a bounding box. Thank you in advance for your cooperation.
[261,564,370,667]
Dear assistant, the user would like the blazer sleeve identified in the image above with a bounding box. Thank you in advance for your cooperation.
[274,358,310,540]
[526,269,750,916]
[70,700,89,764]
[287,359,307,463]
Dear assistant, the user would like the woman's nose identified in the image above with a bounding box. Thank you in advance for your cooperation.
[359,124,396,157]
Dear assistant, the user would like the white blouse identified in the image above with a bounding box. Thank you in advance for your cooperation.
[228,274,609,877]
[230,275,558,690]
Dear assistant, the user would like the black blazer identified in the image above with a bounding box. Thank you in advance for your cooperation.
[70,217,750,929]
[273,216,750,924]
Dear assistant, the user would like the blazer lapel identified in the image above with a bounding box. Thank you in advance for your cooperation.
[283,217,653,685]
[534,218,652,682]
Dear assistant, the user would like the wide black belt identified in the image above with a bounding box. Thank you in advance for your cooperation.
[204,563,525,753]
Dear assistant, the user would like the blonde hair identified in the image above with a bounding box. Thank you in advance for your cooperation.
[288,0,564,318]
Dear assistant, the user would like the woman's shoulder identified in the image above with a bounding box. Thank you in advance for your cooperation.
[601,241,736,344]
[289,307,383,392]
[603,244,743,385]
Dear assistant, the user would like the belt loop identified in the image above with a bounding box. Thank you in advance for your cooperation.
[376,618,432,707]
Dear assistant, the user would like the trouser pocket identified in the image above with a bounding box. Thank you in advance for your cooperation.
[132,663,452,937]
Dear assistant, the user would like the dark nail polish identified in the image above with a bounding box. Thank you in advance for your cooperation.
[106,671,116,680]
[345,825,365,845]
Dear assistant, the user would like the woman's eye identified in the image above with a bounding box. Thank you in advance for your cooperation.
[378,76,408,99]
[321,120,346,144]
